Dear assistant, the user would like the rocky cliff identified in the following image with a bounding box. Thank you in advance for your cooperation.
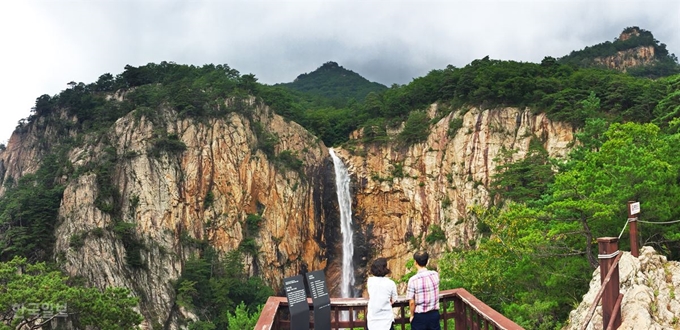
[565,246,680,330]
[591,28,657,72]
[0,98,340,329]
[333,104,574,293]
[0,98,578,327]
[592,46,656,73]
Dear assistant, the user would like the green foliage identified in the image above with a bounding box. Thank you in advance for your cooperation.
[94,145,120,214]
[490,138,554,206]
[559,27,680,78]
[69,231,87,250]
[0,153,65,262]
[549,122,680,260]
[390,162,405,178]
[278,61,387,104]
[175,249,273,329]
[425,225,446,244]
[204,191,215,208]
[245,213,263,236]
[274,150,305,174]
[398,111,430,144]
[150,133,187,157]
[439,204,590,330]
[227,302,261,330]
[252,122,279,157]
[0,256,142,329]
[111,221,145,269]
[447,117,464,137]
[445,121,680,328]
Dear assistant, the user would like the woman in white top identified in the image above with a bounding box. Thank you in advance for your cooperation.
[367,257,398,330]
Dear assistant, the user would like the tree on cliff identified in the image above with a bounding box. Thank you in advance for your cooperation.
[0,256,142,330]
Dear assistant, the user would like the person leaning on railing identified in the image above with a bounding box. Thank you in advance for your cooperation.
[406,250,441,330]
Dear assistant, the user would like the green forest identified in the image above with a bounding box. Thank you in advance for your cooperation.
[1,26,680,329]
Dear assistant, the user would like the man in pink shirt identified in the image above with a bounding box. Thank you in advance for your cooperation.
[406,250,440,330]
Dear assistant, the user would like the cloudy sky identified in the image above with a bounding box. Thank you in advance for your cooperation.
[1,0,678,144]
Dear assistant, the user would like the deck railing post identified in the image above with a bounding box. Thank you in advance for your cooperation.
[627,201,640,258]
[597,237,622,330]
[453,296,465,330]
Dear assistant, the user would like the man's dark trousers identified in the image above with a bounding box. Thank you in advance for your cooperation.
[411,310,440,330]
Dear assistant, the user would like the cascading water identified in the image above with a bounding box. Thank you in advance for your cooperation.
[329,148,355,299]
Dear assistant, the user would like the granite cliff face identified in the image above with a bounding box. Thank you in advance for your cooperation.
[0,99,578,327]
[0,98,340,328]
[591,29,657,72]
[333,105,575,292]
[592,46,656,73]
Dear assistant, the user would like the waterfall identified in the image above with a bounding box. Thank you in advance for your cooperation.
[329,148,355,298]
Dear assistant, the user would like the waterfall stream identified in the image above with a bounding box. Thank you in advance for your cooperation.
[329,148,355,298]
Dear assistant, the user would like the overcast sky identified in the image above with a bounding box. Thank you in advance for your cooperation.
[1,1,678,145]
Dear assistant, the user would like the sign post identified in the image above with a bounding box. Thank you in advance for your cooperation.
[283,275,310,330]
[628,201,640,258]
[305,270,331,330]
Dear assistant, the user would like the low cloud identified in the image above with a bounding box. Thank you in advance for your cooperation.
[1,0,678,142]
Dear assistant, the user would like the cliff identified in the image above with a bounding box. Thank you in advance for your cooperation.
[565,247,680,329]
[0,98,340,328]
[0,98,577,327]
[333,104,574,292]
[591,46,656,73]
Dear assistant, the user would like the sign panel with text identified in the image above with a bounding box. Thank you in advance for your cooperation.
[283,275,310,330]
[629,202,641,215]
[305,270,331,330]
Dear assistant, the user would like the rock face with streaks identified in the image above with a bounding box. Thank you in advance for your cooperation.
[591,28,658,73]
[332,105,575,292]
[0,99,578,327]
[0,99,340,328]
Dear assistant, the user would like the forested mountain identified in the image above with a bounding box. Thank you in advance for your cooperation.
[559,26,680,78]
[276,61,387,104]
[1,27,680,329]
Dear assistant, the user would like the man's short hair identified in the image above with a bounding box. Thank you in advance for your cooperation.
[370,257,391,277]
[414,250,429,267]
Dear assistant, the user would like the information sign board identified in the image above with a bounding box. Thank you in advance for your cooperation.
[306,270,331,330]
[283,275,310,330]
[630,202,641,215]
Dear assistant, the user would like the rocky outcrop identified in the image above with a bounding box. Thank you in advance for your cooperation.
[592,46,656,73]
[592,28,657,72]
[334,105,575,292]
[565,246,680,330]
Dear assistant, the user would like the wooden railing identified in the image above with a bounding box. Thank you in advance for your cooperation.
[580,237,624,330]
[255,288,523,330]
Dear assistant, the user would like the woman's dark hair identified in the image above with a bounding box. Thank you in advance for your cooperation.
[370,257,391,277]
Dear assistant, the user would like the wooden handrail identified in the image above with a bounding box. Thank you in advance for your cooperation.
[580,252,622,330]
[254,288,523,330]
[605,294,624,330]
